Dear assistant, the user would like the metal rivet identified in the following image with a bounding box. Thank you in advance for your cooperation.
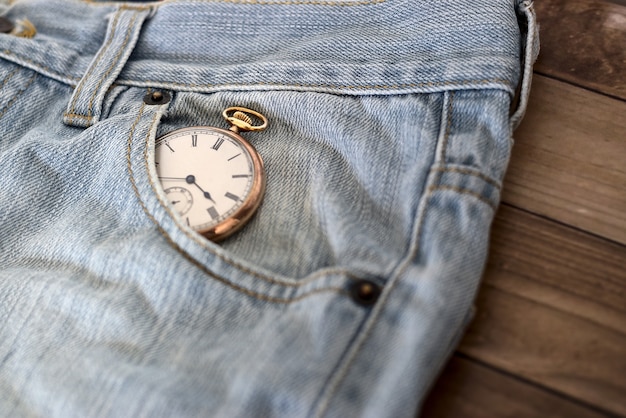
[349,279,382,307]
[0,17,15,34]
[143,90,170,105]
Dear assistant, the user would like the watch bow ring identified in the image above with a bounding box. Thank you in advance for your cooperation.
[155,107,268,242]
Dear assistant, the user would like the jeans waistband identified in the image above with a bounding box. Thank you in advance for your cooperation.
[1,0,524,97]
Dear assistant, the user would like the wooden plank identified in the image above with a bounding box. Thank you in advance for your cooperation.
[458,206,626,416]
[506,75,626,244]
[487,205,626,334]
[422,356,609,418]
[461,285,626,417]
[534,0,626,99]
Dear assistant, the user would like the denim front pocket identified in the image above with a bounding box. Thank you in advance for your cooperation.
[126,88,448,291]
[122,85,513,314]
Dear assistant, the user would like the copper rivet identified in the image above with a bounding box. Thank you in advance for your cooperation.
[350,279,382,307]
[143,91,170,105]
[0,17,14,34]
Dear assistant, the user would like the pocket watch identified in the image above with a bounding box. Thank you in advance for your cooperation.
[155,107,267,242]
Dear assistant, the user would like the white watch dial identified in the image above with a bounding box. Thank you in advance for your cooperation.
[155,127,258,232]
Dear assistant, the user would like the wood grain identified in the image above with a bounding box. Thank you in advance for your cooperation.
[487,204,626,335]
[534,0,626,99]
[505,75,626,244]
[422,356,609,418]
[458,205,626,416]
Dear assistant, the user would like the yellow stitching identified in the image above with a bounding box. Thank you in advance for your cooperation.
[62,113,94,120]
[82,0,385,6]
[430,166,501,189]
[66,8,123,124]
[0,68,19,90]
[1,46,512,93]
[439,90,454,163]
[127,101,346,302]
[80,1,152,10]
[85,12,139,121]
[122,78,512,91]
[67,8,123,120]
[0,72,37,122]
[428,185,497,210]
[1,50,81,83]
[119,5,154,11]
[431,94,503,195]
[167,0,385,5]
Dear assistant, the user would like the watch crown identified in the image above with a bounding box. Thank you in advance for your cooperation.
[223,107,268,134]
[232,111,253,126]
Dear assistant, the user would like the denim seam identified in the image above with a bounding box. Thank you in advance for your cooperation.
[118,5,154,12]
[128,101,348,301]
[0,67,19,91]
[431,92,501,209]
[312,92,447,418]
[62,114,94,121]
[510,0,538,129]
[438,90,454,164]
[0,50,81,85]
[82,0,386,6]
[118,78,513,94]
[428,185,498,211]
[430,166,501,190]
[169,0,386,5]
[63,8,124,125]
[307,305,375,418]
[0,49,513,94]
[0,72,37,123]
[82,12,139,121]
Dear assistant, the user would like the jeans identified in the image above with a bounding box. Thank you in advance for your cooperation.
[0,0,537,416]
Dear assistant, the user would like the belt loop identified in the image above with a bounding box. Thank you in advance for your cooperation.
[63,5,154,128]
[510,0,540,130]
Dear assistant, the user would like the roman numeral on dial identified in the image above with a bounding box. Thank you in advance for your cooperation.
[225,192,240,202]
[212,138,224,150]
[207,206,219,220]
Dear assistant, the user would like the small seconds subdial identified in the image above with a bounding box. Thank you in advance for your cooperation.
[164,186,193,216]
[154,113,266,242]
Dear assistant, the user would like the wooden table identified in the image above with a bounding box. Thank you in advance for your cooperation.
[422,0,626,416]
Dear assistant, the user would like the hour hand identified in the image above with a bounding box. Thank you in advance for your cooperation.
[186,175,216,203]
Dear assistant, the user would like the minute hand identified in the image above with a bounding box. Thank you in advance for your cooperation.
[158,176,187,181]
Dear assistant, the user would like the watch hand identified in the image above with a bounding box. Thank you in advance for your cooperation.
[186,175,215,203]
[159,176,187,181]
[171,200,181,205]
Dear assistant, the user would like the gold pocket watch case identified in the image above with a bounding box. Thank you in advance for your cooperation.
[155,107,267,242]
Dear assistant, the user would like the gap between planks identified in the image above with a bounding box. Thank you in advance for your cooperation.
[504,74,626,245]
[422,354,619,418]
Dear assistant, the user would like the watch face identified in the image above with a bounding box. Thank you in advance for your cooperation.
[155,126,265,241]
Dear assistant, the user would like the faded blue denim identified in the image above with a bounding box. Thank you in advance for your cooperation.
[0,0,538,416]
